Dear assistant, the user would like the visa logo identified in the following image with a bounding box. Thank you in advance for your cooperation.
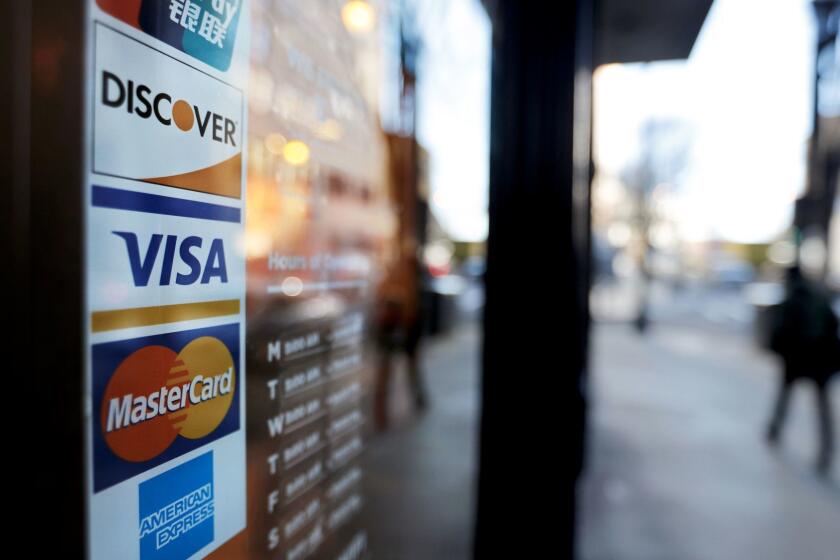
[113,231,228,287]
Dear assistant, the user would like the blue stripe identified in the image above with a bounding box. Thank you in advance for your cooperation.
[92,185,240,223]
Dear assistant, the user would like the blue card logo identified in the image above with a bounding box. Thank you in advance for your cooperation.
[139,452,214,560]
[95,0,243,72]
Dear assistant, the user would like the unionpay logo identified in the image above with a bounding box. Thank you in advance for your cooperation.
[92,324,240,492]
[139,452,214,560]
[96,0,243,72]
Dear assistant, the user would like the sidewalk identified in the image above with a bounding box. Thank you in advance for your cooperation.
[579,322,840,560]
[361,323,479,559]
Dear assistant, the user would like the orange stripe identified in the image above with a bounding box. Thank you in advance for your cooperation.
[203,530,248,559]
[91,299,240,332]
[143,153,242,199]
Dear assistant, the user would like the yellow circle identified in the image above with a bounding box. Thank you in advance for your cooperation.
[171,336,235,439]
[341,1,375,34]
[172,99,195,131]
[283,140,310,166]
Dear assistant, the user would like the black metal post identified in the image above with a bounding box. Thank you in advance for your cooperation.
[475,1,593,557]
[12,0,87,554]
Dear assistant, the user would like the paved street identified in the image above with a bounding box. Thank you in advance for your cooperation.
[359,282,840,559]
[591,279,757,331]
[579,321,840,560]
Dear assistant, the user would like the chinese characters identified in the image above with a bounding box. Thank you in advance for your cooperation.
[169,0,239,49]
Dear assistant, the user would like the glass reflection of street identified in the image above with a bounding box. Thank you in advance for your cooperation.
[581,289,840,560]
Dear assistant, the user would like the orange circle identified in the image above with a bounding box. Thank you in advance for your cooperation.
[172,99,194,131]
[101,346,181,462]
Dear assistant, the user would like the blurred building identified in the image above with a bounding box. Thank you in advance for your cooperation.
[797,1,840,283]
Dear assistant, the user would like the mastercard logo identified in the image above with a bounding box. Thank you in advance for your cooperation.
[101,336,236,462]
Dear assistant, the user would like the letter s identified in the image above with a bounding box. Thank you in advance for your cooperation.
[176,236,203,285]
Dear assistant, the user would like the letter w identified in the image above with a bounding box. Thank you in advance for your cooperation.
[267,414,285,437]
[113,231,163,286]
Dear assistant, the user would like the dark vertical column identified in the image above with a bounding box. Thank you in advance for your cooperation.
[475,1,592,557]
[24,0,86,554]
[5,0,31,313]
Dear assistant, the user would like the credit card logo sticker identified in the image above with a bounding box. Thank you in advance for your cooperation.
[96,0,242,71]
[93,24,243,199]
[101,70,238,146]
[87,187,244,316]
[113,231,228,287]
[92,324,240,492]
[139,451,214,560]
[102,337,234,461]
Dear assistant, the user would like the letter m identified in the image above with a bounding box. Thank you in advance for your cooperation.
[107,395,132,432]
[267,340,281,362]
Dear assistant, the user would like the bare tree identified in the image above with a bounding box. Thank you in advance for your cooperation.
[622,118,693,332]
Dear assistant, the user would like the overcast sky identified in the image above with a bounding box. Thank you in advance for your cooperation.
[596,0,815,244]
[414,0,490,242]
[413,0,816,244]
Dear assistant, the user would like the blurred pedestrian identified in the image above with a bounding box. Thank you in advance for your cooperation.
[767,265,838,474]
[373,297,428,430]
[373,248,429,431]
